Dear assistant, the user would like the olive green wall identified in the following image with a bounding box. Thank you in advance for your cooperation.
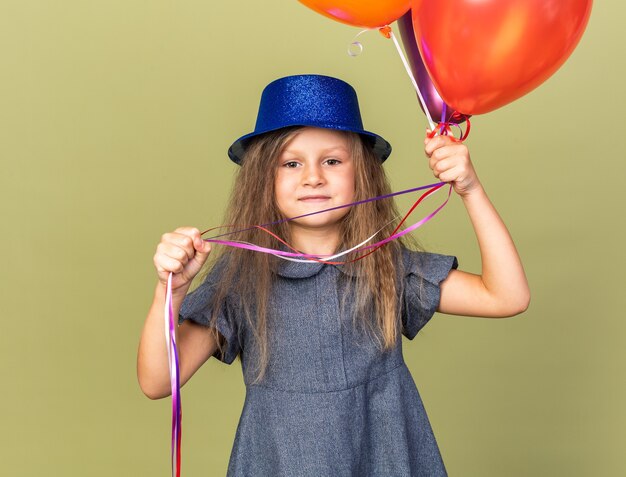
[2,1,624,475]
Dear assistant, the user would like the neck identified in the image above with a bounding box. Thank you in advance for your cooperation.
[289,224,341,256]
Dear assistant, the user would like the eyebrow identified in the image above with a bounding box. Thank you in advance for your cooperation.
[281,146,350,155]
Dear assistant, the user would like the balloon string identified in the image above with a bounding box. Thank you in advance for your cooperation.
[348,28,369,57]
[282,183,443,264]
[202,182,451,262]
[217,183,444,265]
[347,25,435,130]
[427,117,471,141]
[201,181,447,241]
[165,273,182,477]
[162,19,473,474]
[316,182,446,264]
[164,180,453,476]
[268,221,393,263]
[383,26,436,130]
[347,25,472,137]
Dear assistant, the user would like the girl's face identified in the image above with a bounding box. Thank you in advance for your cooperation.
[275,127,355,234]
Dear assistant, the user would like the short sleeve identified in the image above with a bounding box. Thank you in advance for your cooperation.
[178,257,241,365]
[401,248,458,340]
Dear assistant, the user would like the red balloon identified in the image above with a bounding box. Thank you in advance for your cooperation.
[299,0,411,28]
[411,0,593,115]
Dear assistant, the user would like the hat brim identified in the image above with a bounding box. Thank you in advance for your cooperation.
[228,125,392,165]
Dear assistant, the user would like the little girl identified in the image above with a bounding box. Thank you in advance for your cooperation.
[137,74,530,476]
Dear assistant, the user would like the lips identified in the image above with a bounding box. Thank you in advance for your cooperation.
[298,195,331,202]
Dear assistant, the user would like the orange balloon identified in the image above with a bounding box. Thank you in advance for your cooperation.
[411,0,593,115]
[299,0,411,28]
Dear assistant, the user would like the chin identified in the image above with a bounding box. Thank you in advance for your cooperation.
[290,218,340,229]
[285,210,347,230]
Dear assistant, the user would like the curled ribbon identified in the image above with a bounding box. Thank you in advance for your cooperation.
[427,116,471,142]
[380,25,472,140]
[163,179,453,476]
[164,273,182,477]
[162,20,480,476]
[202,182,450,264]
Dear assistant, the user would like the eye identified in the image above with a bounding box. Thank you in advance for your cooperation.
[324,158,342,166]
[282,160,300,168]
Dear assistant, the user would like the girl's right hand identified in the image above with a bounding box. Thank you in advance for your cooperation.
[153,227,212,293]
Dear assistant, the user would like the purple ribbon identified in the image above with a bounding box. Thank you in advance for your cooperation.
[204,181,447,242]
[165,273,182,477]
[163,180,453,477]
[202,182,451,260]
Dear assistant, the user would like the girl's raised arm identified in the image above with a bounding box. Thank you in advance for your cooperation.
[424,133,531,318]
[137,227,217,399]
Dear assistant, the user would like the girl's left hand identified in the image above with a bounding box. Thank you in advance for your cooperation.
[424,131,481,197]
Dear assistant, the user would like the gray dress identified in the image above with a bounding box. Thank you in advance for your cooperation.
[179,248,458,477]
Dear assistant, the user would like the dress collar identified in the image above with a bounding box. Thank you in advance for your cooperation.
[273,258,359,279]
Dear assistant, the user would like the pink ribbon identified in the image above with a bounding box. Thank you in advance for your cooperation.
[164,273,182,477]
[163,180,453,476]
[201,182,452,260]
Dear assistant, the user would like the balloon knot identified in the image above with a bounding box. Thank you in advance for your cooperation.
[428,114,472,142]
[378,25,392,39]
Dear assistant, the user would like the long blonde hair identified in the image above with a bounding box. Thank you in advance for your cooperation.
[203,127,419,384]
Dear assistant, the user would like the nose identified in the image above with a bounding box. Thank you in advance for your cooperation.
[302,162,324,187]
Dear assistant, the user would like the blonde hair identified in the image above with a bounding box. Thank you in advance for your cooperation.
[203,127,419,384]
